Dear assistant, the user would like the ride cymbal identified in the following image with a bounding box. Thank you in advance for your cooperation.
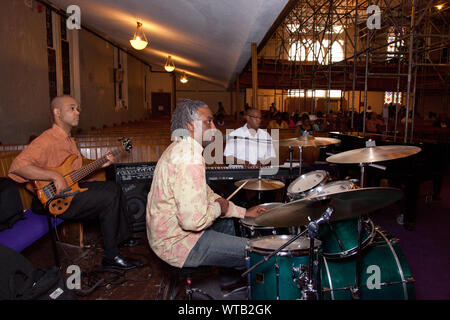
[234,178,285,191]
[277,136,341,148]
[326,145,421,164]
[255,187,403,227]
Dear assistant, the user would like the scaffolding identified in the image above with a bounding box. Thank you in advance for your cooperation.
[241,0,450,143]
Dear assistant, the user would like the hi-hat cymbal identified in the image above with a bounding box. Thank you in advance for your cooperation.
[235,178,285,191]
[326,145,421,164]
[277,136,341,148]
[255,187,403,227]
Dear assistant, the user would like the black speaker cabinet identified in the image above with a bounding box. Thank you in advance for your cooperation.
[106,162,157,233]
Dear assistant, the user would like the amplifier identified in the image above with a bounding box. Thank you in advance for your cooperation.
[112,162,157,181]
[106,162,157,233]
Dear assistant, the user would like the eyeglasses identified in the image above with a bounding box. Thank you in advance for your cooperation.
[248,115,263,120]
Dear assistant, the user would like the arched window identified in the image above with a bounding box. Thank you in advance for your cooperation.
[289,39,344,64]
[387,27,405,60]
[288,41,308,61]
[304,40,328,64]
[328,40,345,63]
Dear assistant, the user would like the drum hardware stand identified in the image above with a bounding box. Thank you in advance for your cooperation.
[286,145,303,177]
[289,146,293,174]
[275,258,280,300]
[352,217,364,300]
[245,253,252,300]
[242,207,334,300]
[353,157,387,299]
[298,146,304,176]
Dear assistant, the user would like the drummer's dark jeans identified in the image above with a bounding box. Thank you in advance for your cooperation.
[182,218,248,269]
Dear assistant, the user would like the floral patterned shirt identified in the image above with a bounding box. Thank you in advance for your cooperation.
[146,136,246,267]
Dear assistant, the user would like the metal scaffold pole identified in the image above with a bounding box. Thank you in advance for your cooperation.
[404,0,417,143]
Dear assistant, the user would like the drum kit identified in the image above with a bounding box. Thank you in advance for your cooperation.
[232,136,421,300]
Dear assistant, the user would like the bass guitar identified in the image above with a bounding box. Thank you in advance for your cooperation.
[32,139,132,215]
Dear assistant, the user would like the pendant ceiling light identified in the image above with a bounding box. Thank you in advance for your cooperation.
[164,55,175,72]
[180,72,188,84]
[130,22,148,50]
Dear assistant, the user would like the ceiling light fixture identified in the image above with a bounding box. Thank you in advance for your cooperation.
[130,22,148,50]
[180,72,188,84]
[435,3,444,10]
[164,55,175,72]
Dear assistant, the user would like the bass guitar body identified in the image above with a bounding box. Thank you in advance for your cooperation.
[31,138,132,216]
[33,154,88,216]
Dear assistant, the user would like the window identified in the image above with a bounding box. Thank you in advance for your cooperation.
[287,89,342,98]
[384,91,402,104]
[328,40,345,63]
[288,39,344,64]
[387,27,405,60]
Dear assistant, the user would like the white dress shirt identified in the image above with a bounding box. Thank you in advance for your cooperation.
[223,124,276,165]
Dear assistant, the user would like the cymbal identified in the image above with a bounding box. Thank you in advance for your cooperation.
[235,178,285,191]
[277,136,341,148]
[255,187,403,227]
[326,145,421,164]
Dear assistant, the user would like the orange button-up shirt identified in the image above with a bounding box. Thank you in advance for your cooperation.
[8,124,82,183]
[146,136,246,268]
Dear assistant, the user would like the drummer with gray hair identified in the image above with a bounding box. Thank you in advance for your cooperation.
[146,98,266,270]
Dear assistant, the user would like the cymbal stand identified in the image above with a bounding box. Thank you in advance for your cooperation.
[257,172,262,203]
[286,145,303,177]
[298,146,303,176]
[289,146,293,174]
[242,208,334,300]
[353,161,387,299]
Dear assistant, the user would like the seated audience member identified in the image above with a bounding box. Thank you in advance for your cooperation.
[288,113,296,128]
[366,112,379,133]
[376,113,386,131]
[267,113,289,129]
[401,112,413,126]
[433,114,448,128]
[292,113,300,128]
[427,111,437,121]
[215,113,226,127]
[299,114,314,135]
[216,101,226,116]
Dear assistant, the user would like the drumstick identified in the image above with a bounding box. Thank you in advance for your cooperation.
[226,180,249,201]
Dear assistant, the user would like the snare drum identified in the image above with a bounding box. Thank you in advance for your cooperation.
[246,235,321,300]
[240,203,288,238]
[287,170,329,201]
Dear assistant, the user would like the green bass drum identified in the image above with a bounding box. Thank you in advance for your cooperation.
[320,229,415,300]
